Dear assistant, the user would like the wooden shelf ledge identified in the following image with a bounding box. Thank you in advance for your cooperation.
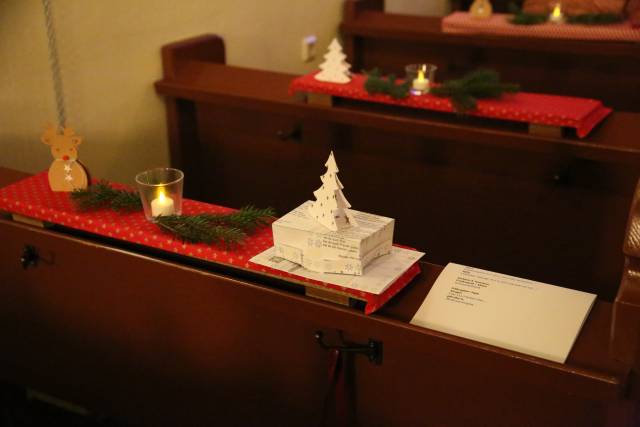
[155,60,640,166]
[340,10,640,58]
[0,167,630,402]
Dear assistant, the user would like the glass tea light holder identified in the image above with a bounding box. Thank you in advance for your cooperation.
[405,63,438,96]
[135,167,184,221]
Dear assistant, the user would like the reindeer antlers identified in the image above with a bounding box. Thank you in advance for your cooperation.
[41,124,80,146]
[42,124,76,137]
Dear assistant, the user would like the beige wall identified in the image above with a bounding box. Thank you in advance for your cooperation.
[0,0,342,184]
[385,0,451,15]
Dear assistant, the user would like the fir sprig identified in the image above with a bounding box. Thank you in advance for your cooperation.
[510,11,547,25]
[430,69,520,113]
[71,181,142,212]
[199,206,276,232]
[154,206,275,246]
[155,215,246,246]
[508,2,623,25]
[70,184,274,247]
[566,13,623,24]
[508,3,547,25]
[364,68,411,99]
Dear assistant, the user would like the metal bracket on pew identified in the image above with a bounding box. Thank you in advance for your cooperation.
[315,330,383,365]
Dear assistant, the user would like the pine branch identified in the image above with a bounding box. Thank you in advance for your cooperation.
[364,68,411,99]
[430,69,519,113]
[154,206,275,246]
[566,13,622,24]
[508,2,623,26]
[155,215,246,246]
[71,181,142,212]
[72,183,274,247]
[510,11,547,25]
[508,3,547,25]
[200,205,276,232]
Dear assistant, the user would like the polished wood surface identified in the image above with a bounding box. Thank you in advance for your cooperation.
[612,181,640,374]
[155,35,640,303]
[0,165,637,425]
[340,0,640,112]
[156,60,640,163]
[2,25,640,424]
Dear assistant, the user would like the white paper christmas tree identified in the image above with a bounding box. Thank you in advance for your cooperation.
[314,38,351,84]
[308,151,357,231]
[270,151,395,275]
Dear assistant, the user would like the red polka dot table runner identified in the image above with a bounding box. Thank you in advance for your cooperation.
[443,12,640,42]
[289,72,611,138]
[0,172,420,314]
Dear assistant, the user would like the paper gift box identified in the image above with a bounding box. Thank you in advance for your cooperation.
[272,201,394,275]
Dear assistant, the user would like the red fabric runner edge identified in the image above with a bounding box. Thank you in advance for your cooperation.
[0,172,422,315]
[289,72,612,139]
[578,104,613,138]
[442,12,640,42]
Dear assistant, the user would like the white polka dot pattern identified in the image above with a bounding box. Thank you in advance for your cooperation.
[443,12,640,42]
[289,72,612,138]
[0,172,421,315]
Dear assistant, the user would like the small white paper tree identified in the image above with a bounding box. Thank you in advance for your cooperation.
[314,38,351,84]
[308,151,357,231]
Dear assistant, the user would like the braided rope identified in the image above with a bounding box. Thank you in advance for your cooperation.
[42,0,66,128]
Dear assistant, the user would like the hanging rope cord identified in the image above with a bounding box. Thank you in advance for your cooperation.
[42,0,66,128]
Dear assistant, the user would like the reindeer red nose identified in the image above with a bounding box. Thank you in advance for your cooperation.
[62,155,70,161]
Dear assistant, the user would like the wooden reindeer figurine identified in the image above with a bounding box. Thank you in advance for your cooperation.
[41,125,89,192]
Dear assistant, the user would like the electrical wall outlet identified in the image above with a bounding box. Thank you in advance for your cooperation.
[301,35,317,62]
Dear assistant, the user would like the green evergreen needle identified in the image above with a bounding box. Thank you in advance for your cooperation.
[364,69,410,99]
[72,183,274,248]
[154,206,275,247]
[71,181,142,212]
[431,69,519,114]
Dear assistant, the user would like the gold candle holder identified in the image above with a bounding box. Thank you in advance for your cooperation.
[470,0,493,19]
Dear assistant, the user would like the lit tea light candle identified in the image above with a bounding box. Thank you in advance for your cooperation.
[412,69,430,94]
[151,188,175,217]
[549,3,565,24]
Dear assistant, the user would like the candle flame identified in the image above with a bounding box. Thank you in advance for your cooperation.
[158,188,166,202]
[417,70,426,82]
[552,3,562,18]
